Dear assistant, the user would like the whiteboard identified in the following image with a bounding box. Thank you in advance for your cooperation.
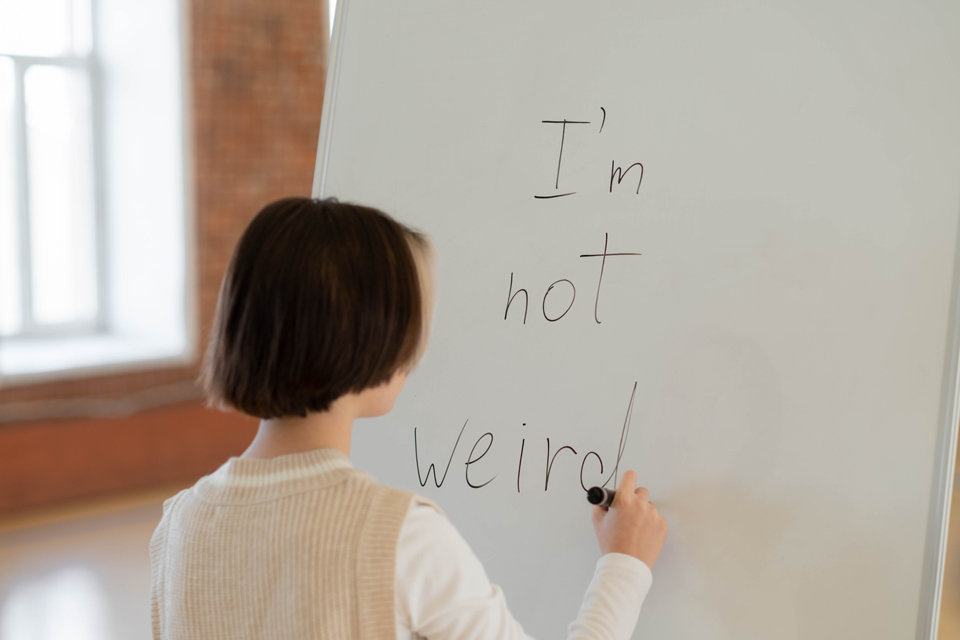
[313,2,960,638]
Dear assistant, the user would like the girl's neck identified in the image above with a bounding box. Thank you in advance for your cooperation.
[240,397,357,459]
[237,372,408,460]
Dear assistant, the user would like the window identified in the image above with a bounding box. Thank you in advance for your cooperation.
[0,0,193,385]
[0,0,100,338]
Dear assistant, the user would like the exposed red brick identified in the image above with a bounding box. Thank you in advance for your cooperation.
[0,403,258,511]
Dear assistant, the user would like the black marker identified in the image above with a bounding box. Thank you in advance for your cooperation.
[586,486,616,508]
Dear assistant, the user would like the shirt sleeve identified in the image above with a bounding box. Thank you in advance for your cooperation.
[395,500,653,640]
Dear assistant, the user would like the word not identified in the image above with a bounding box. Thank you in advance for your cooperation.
[504,232,640,325]
[413,382,638,493]
[535,108,645,199]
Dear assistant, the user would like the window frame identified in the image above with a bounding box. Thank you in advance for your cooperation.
[3,48,108,340]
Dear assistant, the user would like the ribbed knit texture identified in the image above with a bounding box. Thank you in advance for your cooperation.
[150,448,414,640]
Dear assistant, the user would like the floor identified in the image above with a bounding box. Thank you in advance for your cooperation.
[941,480,960,639]
[0,484,190,640]
[0,482,958,640]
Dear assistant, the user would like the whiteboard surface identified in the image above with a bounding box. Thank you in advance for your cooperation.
[315,2,960,638]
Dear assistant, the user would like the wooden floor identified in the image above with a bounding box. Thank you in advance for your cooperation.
[941,479,960,639]
[0,482,958,639]
[0,483,191,640]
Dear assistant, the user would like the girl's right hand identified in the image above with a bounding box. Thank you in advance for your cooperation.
[590,469,668,568]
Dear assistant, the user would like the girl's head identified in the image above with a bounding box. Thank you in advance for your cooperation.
[201,197,434,419]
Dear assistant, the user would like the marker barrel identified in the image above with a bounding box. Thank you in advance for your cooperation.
[586,486,616,508]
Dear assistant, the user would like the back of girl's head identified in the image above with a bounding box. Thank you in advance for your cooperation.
[201,197,433,418]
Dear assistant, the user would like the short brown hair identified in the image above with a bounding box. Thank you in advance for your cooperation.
[201,197,431,418]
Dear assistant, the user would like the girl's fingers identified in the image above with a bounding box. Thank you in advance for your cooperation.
[615,470,638,505]
[591,505,606,527]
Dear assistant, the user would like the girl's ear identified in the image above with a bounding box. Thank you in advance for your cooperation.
[408,235,437,370]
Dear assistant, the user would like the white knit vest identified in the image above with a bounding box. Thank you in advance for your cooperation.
[150,448,415,640]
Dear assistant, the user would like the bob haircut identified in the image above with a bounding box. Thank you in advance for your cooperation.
[201,197,432,418]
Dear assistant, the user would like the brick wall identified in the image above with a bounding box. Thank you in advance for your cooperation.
[0,0,329,510]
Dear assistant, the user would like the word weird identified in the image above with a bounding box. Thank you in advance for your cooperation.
[414,382,638,493]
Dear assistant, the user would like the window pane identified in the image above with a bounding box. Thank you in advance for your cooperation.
[0,57,21,335]
[0,0,91,57]
[24,64,97,326]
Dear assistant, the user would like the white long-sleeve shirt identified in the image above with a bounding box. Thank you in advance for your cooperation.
[395,499,653,640]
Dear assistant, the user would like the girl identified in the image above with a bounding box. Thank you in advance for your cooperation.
[150,197,667,640]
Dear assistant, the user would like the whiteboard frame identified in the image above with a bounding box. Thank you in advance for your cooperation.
[311,0,348,199]
[919,214,960,640]
[311,2,960,637]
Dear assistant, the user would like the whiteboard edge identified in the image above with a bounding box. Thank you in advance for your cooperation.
[917,203,960,640]
[311,0,350,198]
